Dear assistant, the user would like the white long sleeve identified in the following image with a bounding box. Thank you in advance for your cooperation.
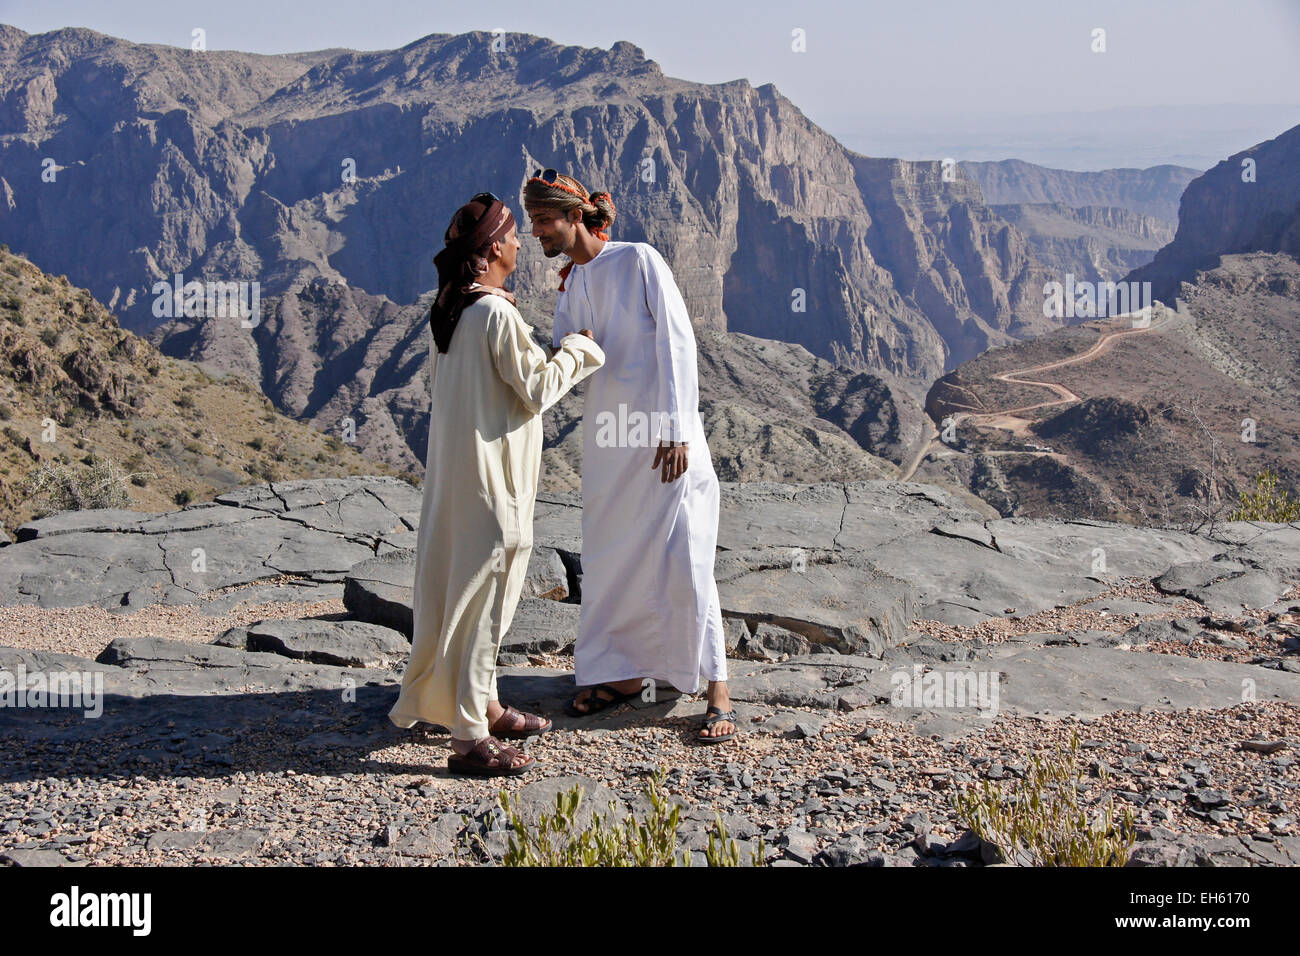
[639,245,698,443]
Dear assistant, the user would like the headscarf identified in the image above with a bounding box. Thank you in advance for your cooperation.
[522,171,616,291]
[430,192,517,353]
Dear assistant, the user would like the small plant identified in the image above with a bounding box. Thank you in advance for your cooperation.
[491,768,759,868]
[39,327,61,349]
[1229,468,1300,523]
[175,392,196,410]
[952,732,1136,866]
[174,488,192,506]
[247,436,264,451]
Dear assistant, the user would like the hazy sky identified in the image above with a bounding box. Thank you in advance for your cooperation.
[3,0,1299,169]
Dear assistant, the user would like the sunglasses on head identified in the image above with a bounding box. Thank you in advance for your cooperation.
[471,191,501,205]
[531,168,559,184]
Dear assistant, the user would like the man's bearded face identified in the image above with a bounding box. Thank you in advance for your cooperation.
[527,206,579,258]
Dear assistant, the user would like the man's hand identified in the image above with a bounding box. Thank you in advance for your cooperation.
[578,328,594,339]
[651,441,688,483]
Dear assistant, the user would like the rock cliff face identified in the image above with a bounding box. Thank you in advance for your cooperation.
[961,159,1200,223]
[992,203,1175,283]
[0,26,1064,390]
[1126,124,1300,302]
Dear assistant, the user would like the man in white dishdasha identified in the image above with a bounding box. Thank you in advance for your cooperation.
[523,168,735,743]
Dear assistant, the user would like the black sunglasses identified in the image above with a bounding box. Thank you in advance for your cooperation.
[471,191,501,204]
[531,168,558,183]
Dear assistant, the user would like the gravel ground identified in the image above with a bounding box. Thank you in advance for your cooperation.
[1,692,1295,866]
[1,576,1297,866]
[912,577,1300,665]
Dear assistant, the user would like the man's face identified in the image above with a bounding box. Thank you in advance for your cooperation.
[492,225,521,274]
[527,206,579,258]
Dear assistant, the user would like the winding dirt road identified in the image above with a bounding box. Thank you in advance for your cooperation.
[900,311,1178,481]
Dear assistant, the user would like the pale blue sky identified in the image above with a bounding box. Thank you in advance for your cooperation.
[3,0,1298,169]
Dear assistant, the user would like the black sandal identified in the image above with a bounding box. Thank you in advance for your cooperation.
[696,705,738,744]
[564,683,640,717]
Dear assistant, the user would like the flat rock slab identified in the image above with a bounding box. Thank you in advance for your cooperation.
[0,848,86,867]
[1,507,373,610]
[983,519,1222,580]
[214,476,421,543]
[500,599,580,654]
[532,490,583,553]
[1210,522,1300,579]
[716,550,915,655]
[198,580,345,615]
[715,480,986,553]
[866,519,1223,626]
[981,645,1300,716]
[5,477,1297,652]
[1154,559,1290,616]
[241,619,409,668]
[343,548,570,638]
[95,636,400,696]
[386,813,464,859]
[1,477,424,609]
[1129,833,1300,867]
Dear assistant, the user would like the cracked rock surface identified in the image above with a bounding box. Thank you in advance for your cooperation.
[1,476,1298,867]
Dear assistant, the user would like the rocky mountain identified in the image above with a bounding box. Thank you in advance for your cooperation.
[0,26,1066,389]
[0,247,403,536]
[957,159,1196,284]
[991,203,1175,284]
[148,269,941,496]
[961,159,1200,223]
[1127,124,1300,302]
[921,252,1300,526]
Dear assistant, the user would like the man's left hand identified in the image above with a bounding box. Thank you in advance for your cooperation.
[651,442,688,483]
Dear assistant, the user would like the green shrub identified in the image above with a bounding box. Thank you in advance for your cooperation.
[490,768,761,867]
[1229,468,1300,523]
[174,488,192,506]
[952,732,1136,866]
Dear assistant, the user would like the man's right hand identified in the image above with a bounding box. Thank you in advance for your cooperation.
[578,328,594,339]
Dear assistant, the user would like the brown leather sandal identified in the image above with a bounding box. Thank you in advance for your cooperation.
[446,736,535,777]
[489,704,553,739]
